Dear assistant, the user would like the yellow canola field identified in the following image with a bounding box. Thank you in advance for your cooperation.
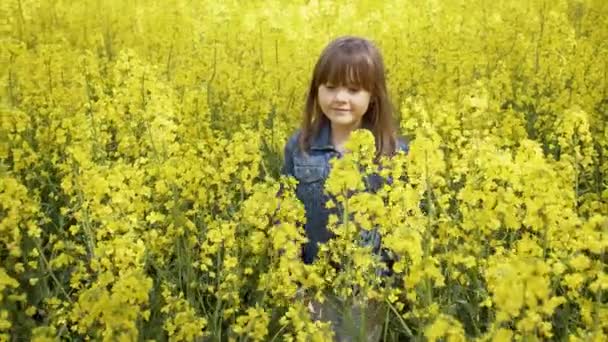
[1,0,607,340]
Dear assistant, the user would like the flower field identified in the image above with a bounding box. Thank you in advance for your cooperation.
[1,0,607,340]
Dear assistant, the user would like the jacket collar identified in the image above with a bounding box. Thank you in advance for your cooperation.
[310,120,373,151]
[310,121,333,151]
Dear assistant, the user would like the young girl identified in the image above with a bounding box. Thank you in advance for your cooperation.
[281,36,407,341]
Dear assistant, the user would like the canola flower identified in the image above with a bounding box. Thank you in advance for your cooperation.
[1,0,607,340]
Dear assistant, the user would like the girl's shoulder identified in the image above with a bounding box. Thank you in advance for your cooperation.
[284,130,301,155]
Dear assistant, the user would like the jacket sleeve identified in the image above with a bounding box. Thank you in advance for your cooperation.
[280,132,299,177]
[371,138,410,275]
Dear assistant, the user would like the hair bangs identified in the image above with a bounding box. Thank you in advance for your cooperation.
[317,49,375,92]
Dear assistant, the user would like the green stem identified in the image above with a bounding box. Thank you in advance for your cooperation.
[7,53,15,106]
[16,0,25,41]
[423,151,434,307]
[213,243,224,338]
[268,322,288,342]
[72,164,96,260]
[385,299,413,338]
[34,239,73,304]
[83,66,100,161]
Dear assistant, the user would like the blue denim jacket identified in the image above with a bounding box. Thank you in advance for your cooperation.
[281,122,408,264]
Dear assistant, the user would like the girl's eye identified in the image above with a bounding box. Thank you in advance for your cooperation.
[323,84,359,92]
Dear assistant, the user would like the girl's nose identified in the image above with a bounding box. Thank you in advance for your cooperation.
[334,87,348,102]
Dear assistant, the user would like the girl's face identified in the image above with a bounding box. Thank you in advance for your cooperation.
[317,83,371,128]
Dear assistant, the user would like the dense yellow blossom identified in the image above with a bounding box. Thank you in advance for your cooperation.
[1,0,607,340]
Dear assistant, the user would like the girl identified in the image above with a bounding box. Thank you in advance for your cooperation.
[281,36,407,341]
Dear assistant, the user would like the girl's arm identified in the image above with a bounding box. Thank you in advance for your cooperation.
[280,132,299,177]
[363,138,409,276]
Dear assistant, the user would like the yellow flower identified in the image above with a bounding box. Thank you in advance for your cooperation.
[233,307,270,341]
[424,314,465,342]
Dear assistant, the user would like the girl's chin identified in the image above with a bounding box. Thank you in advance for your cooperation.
[328,118,361,128]
[324,112,363,128]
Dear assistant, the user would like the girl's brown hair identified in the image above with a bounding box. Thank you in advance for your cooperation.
[299,36,398,158]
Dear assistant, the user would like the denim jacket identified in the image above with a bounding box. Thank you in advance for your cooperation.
[281,122,408,265]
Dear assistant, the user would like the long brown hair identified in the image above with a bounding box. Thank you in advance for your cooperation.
[299,36,398,158]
